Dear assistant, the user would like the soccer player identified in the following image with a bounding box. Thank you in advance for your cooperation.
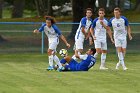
[90,8,114,70]
[72,8,93,60]
[108,7,132,70]
[33,16,70,71]
[59,48,96,71]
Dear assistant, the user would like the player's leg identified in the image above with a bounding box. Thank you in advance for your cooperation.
[47,49,54,70]
[100,41,108,69]
[51,42,64,70]
[94,40,101,58]
[121,39,128,70]
[72,39,84,60]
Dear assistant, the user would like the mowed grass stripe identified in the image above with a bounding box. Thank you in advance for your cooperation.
[0,54,139,93]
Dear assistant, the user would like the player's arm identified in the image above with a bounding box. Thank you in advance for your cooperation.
[106,27,114,44]
[53,24,70,48]
[127,25,132,40]
[90,27,96,40]
[33,23,46,33]
[81,26,87,38]
[60,35,70,48]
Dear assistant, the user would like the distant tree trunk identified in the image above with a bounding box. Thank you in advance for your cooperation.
[47,0,53,16]
[108,0,116,13]
[117,0,124,11]
[35,0,53,16]
[135,0,140,12]
[35,0,47,16]
[69,0,96,38]
[12,0,25,18]
[98,0,107,9]
[0,0,3,18]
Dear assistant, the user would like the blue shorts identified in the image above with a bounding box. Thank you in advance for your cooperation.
[64,59,78,71]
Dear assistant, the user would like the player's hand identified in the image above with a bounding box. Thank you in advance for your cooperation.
[93,36,96,40]
[89,40,93,45]
[111,38,115,44]
[100,20,104,26]
[33,29,39,33]
[66,43,70,48]
[129,35,133,40]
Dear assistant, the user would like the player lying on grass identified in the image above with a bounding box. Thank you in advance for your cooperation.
[57,48,96,71]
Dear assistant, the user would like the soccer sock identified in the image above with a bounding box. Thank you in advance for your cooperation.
[94,52,98,58]
[53,55,63,68]
[101,53,106,67]
[118,52,126,68]
[48,55,54,67]
[72,51,81,60]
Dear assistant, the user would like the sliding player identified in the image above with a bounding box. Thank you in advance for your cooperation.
[60,48,96,71]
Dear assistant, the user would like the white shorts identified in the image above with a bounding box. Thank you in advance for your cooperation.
[114,38,127,48]
[94,40,107,50]
[49,42,59,52]
[74,38,84,50]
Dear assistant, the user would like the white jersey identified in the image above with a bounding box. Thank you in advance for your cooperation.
[75,17,92,40]
[108,16,129,39]
[39,23,61,42]
[92,17,108,40]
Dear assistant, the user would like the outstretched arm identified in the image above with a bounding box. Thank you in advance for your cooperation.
[60,35,70,48]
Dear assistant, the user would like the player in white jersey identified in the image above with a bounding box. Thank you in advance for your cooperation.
[33,16,70,71]
[90,8,114,70]
[73,8,93,60]
[108,7,132,70]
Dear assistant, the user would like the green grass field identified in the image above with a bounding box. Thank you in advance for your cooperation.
[0,53,140,93]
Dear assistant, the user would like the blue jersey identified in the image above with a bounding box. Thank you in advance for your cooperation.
[61,54,96,71]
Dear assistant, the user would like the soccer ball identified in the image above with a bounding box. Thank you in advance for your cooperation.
[59,49,68,57]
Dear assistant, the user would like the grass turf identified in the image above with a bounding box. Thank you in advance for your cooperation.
[0,53,140,93]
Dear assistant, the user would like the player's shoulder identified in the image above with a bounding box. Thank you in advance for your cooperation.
[104,17,109,22]
[109,17,115,21]
[41,23,46,26]
[121,16,128,20]
[93,17,98,21]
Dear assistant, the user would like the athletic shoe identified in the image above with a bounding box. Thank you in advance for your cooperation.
[123,67,128,70]
[100,66,108,70]
[57,67,65,72]
[115,63,120,70]
[46,66,54,71]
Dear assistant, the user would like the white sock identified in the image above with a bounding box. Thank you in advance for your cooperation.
[101,53,106,67]
[53,55,62,68]
[118,52,126,68]
[48,55,54,67]
[72,51,81,61]
[94,52,98,58]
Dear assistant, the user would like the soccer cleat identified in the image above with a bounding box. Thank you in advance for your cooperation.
[46,66,54,71]
[115,62,120,70]
[57,66,65,72]
[123,67,128,70]
[99,66,108,70]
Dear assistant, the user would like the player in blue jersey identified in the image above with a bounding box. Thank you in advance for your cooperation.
[59,48,96,71]
[90,8,114,70]
[33,16,70,71]
[72,8,93,60]
[108,7,132,70]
